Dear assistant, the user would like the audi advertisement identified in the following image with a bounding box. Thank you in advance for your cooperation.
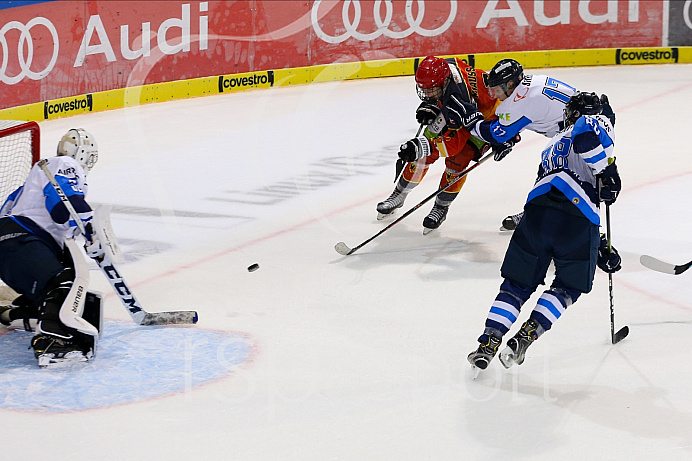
[0,0,687,111]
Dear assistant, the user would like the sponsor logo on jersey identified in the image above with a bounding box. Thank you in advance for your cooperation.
[498,113,511,122]
[57,167,77,176]
[44,94,93,119]
[513,86,529,102]
[616,48,678,64]
[218,71,274,93]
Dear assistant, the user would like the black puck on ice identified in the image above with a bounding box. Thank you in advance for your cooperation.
[247,263,260,272]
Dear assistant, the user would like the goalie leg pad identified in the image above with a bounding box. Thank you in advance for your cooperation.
[82,291,104,338]
[37,268,77,340]
[57,239,98,337]
[34,269,99,365]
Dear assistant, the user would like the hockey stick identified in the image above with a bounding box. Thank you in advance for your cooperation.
[605,203,628,344]
[639,255,692,275]
[394,123,425,183]
[95,254,198,325]
[38,160,198,325]
[335,151,493,256]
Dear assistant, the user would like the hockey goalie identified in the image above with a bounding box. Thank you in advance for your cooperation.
[0,128,103,368]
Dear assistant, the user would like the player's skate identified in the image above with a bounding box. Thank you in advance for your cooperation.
[0,305,12,327]
[499,318,543,369]
[0,295,38,331]
[467,332,502,370]
[423,203,449,234]
[500,211,524,232]
[376,189,407,220]
[31,334,92,368]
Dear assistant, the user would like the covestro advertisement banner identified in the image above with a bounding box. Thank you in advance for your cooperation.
[0,1,683,110]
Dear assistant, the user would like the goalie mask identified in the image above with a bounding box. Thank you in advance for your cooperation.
[563,92,602,127]
[57,128,98,172]
[415,56,450,102]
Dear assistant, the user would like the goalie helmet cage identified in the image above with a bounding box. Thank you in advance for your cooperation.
[0,120,40,300]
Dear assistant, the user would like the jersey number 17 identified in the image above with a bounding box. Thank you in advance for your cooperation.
[541,77,576,104]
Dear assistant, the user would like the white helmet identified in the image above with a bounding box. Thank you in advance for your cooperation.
[56,128,98,172]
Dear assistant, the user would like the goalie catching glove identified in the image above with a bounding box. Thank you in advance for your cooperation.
[398,135,431,163]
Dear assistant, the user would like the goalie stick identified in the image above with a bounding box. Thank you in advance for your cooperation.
[38,160,198,326]
[335,151,493,256]
[639,255,692,275]
[96,253,198,325]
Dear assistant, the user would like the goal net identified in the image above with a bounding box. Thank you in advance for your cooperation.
[0,120,40,303]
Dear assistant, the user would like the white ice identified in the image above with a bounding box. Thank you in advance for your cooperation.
[4,63,692,460]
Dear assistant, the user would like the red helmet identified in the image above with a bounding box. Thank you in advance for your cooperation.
[415,56,450,89]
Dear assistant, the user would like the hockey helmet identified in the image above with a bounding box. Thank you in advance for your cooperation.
[57,128,98,172]
[487,59,524,99]
[563,91,602,127]
[415,56,450,102]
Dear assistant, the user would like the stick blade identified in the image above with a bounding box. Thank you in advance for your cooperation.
[640,255,677,275]
[612,326,629,344]
[140,311,198,326]
[334,242,353,256]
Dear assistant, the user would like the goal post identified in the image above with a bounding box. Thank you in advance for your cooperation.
[0,120,41,303]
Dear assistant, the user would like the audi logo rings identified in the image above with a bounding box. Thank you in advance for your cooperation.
[311,0,457,44]
[0,17,59,85]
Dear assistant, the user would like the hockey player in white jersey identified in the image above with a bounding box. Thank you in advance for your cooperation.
[0,128,102,368]
[467,92,622,371]
[459,59,615,231]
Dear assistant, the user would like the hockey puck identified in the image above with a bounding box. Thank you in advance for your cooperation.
[247,263,260,272]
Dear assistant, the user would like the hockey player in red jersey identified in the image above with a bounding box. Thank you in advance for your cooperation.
[376,56,501,234]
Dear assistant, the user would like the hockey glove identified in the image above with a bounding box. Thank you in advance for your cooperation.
[83,222,104,260]
[600,94,616,126]
[597,234,622,273]
[456,99,484,131]
[398,136,431,163]
[416,101,441,125]
[492,134,521,161]
[597,161,621,205]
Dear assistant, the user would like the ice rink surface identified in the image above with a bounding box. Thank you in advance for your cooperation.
[2,63,692,460]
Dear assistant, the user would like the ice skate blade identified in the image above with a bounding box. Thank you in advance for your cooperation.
[38,351,92,369]
[499,226,515,232]
[471,366,481,380]
[498,347,516,369]
[377,211,397,220]
[423,227,436,235]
